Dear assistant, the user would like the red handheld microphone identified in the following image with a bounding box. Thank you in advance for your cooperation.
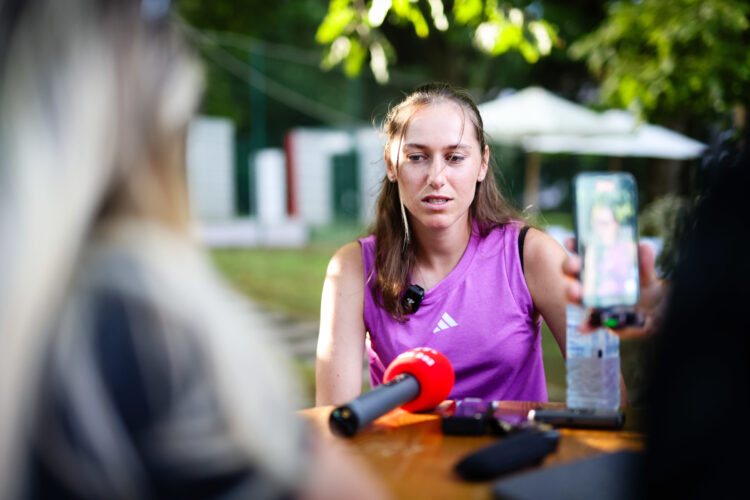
[329,347,454,437]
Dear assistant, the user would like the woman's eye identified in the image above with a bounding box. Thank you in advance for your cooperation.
[407,154,425,162]
[447,154,465,163]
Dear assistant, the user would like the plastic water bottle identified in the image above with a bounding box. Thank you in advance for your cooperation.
[566,304,620,410]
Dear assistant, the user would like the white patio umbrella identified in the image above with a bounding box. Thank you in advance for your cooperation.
[521,110,707,160]
[478,87,630,209]
[478,90,707,209]
[478,87,631,142]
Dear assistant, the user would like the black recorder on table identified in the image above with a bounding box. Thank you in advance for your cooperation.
[573,172,643,329]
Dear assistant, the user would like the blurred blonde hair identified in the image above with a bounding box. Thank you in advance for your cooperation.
[0,0,304,496]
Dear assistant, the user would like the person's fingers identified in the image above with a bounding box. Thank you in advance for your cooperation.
[638,243,657,287]
[612,317,655,339]
[565,280,583,304]
[564,237,577,254]
[639,281,665,311]
[577,320,596,333]
[563,253,583,305]
[562,253,582,277]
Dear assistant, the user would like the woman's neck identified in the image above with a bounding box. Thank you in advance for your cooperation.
[411,217,473,290]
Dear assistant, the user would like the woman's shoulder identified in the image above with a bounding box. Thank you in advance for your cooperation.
[474,221,524,252]
[476,221,563,274]
[521,227,567,274]
[328,240,366,277]
[481,221,556,249]
[357,233,376,251]
[479,220,524,237]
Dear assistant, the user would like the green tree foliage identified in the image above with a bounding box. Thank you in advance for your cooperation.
[176,0,339,130]
[569,0,750,123]
[316,0,559,83]
[175,0,427,132]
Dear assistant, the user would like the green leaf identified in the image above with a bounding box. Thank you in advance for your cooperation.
[392,0,430,38]
[518,40,540,63]
[344,37,367,77]
[410,9,430,38]
[569,0,750,120]
[316,2,356,44]
[454,0,482,25]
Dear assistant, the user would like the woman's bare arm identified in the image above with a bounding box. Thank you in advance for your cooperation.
[315,242,368,406]
[522,228,569,357]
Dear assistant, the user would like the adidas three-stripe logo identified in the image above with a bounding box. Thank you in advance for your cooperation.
[433,312,458,333]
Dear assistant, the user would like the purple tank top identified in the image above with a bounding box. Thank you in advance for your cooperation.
[360,223,547,402]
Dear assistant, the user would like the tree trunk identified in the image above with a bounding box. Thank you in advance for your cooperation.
[523,152,541,211]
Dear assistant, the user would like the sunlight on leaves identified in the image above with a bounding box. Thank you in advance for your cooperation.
[316,0,558,83]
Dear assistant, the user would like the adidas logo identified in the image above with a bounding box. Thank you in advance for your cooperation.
[433,312,458,333]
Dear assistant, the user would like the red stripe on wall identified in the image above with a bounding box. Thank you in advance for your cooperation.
[283,131,297,216]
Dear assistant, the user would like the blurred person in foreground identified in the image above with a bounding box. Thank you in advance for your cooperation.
[0,0,385,498]
[564,131,750,498]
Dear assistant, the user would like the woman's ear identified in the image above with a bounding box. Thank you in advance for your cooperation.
[385,153,397,182]
[478,144,489,182]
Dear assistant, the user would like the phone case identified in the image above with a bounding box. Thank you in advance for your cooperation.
[440,398,492,435]
[529,408,625,429]
[573,172,640,312]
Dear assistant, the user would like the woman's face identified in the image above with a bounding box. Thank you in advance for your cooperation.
[591,205,619,246]
[387,101,488,235]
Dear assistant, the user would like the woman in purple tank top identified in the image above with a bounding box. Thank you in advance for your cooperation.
[316,83,570,406]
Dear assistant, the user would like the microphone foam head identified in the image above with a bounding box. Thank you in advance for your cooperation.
[383,347,454,412]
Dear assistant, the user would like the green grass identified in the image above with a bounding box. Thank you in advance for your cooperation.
[541,322,566,401]
[211,246,336,321]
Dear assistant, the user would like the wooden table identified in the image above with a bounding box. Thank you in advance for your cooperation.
[300,402,645,499]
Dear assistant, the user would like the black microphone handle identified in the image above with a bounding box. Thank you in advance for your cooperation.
[329,373,421,437]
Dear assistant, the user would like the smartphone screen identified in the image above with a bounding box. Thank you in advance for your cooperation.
[574,172,639,309]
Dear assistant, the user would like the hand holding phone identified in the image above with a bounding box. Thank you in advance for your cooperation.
[574,172,642,328]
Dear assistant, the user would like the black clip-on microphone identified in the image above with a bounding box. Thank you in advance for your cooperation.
[402,284,424,314]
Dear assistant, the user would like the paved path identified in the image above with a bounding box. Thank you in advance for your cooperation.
[259,309,320,364]
[242,301,372,406]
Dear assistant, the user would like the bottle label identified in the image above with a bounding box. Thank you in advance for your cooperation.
[566,304,620,359]
[566,304,621,410]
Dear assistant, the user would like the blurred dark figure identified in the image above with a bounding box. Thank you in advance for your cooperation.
[645,129,750,498]
[0,1,385,499]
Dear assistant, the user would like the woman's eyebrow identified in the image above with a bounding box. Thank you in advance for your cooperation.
[402,143,471,150]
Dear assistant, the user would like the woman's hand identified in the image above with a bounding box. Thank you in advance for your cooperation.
[562,239,667,338]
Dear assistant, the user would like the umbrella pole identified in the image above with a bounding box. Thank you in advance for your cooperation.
[523,152,541,212]
[608,156,623,171]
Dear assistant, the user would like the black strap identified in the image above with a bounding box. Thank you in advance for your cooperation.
[518,225,531,273]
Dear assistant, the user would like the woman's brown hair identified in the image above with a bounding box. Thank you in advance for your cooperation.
[371,82,522,321]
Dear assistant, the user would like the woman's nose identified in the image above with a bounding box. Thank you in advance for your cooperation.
[427,158,447,187]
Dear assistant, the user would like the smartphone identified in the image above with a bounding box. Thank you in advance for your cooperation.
[574,172,640,324]
[440,398,492,435]
[490,406,549,436]
[529,408,625,430]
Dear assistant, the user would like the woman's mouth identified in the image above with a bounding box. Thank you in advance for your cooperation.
[422,196,451,206]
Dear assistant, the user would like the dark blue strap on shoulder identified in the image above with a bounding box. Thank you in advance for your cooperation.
[518,225,531,273]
